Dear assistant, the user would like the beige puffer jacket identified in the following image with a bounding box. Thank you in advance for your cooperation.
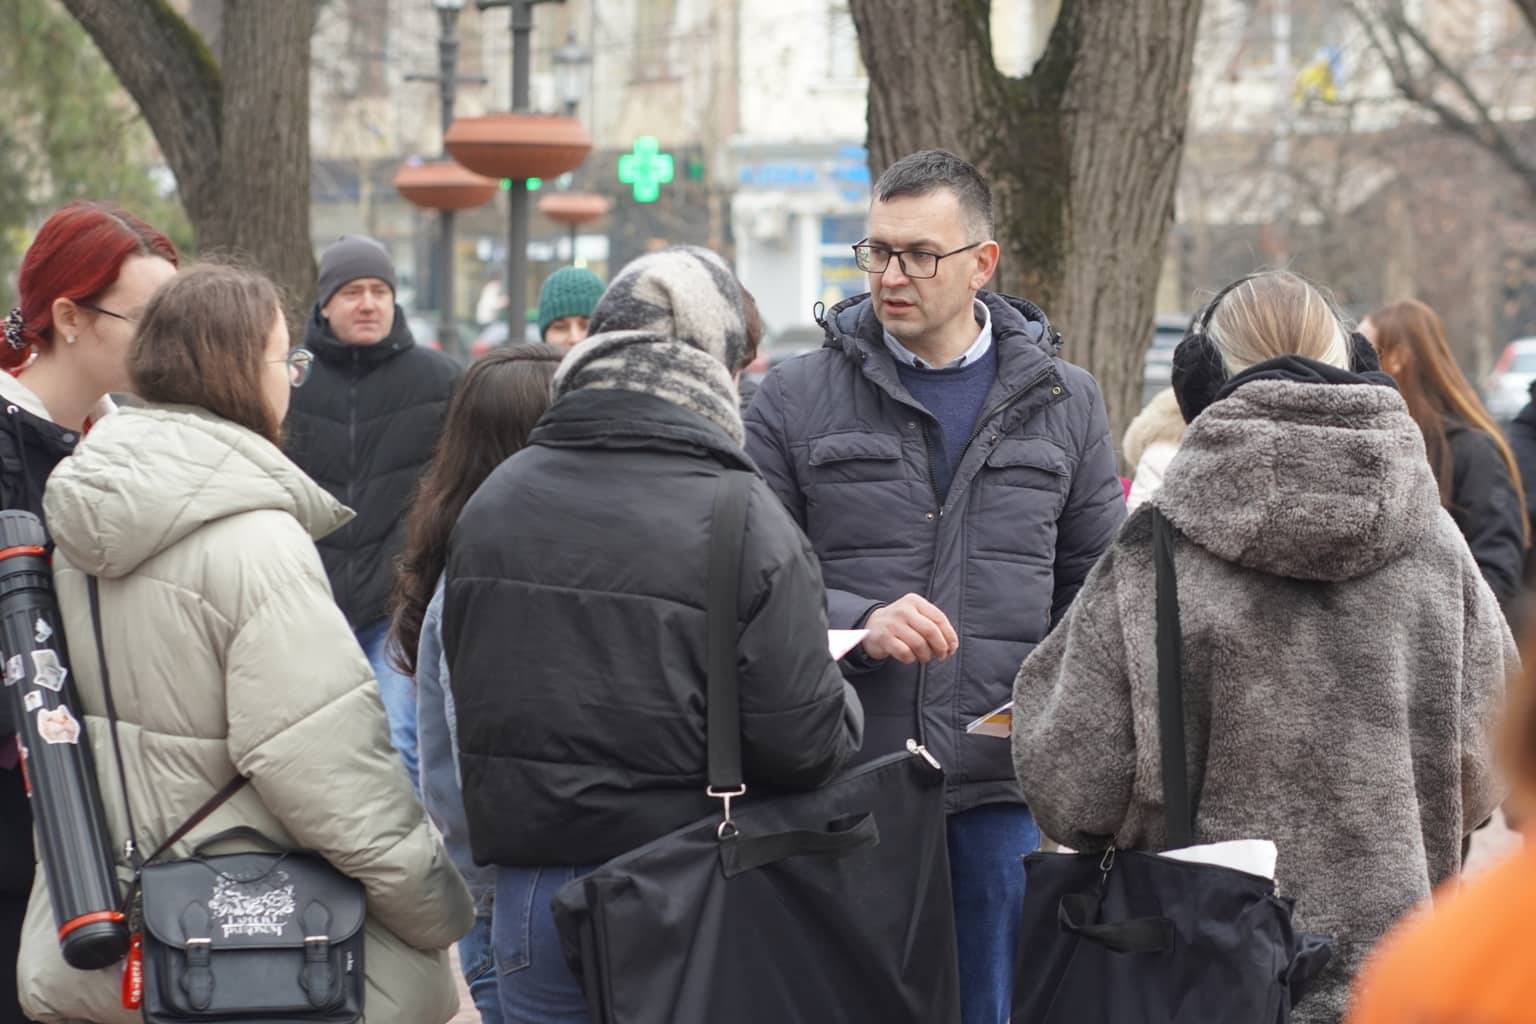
[16,405,473,1023]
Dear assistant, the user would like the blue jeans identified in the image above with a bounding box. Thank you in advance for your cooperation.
[357,619,419,792]
[947,803,1040,1024]
[493,866,592,1024]
[460,911,504,1024]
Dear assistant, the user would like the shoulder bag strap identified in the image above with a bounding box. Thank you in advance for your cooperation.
[1151,507,1195,849]
[87,576,246,872]
[705,472,752,827]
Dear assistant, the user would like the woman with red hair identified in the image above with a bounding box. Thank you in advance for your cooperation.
[0,202,176,1023]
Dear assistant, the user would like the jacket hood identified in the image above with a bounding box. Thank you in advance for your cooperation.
[44,405,352,578]
[821,289,1058,361]
[1151,377,1444,581]
[1122,387,1185,472]
[304,305,415,368]
[529,388,756,472]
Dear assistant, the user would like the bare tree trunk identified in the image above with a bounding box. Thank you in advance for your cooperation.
[58,0,317,319]
[849,0,1204,448]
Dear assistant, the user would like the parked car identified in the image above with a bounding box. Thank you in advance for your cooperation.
[1486,337,1536,422]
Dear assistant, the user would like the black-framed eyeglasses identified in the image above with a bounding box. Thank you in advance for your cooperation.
[78,301,136,325]
[852,240,982,279]
[272,347,314,388]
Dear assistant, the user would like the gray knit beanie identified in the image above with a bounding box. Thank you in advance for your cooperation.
[317,235,397,308]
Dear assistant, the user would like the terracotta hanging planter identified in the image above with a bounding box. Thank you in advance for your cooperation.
[446,113,593,180]
[393,159,499,211]
[537,192,611,227]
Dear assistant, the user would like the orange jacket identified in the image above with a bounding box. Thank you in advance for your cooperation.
[1348,837,1535,1024]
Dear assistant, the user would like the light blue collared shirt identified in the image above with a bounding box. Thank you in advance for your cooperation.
[882,298,992,370]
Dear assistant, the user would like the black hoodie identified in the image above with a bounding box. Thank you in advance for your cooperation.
[285,307,459,629]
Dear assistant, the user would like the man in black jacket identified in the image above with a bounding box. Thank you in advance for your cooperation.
[444,248,863,1016]
[285,235,459,788]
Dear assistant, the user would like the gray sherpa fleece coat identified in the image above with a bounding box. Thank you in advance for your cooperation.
[1012,378,1514,1024]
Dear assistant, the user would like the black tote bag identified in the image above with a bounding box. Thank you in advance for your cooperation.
[551,471,961,1024]
[1010,507,1334,1024]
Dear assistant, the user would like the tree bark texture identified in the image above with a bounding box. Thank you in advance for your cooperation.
[59,0,317,318]
[849,0,1204,448]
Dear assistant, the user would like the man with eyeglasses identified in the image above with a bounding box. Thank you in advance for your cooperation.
[284,235,460,793]
[744,149,1124,1024]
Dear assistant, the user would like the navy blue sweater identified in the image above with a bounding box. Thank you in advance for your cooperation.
[897,344,998,501]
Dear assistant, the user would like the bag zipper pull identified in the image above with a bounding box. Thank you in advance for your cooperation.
[120,932,143,1010]
[906,738,941,771]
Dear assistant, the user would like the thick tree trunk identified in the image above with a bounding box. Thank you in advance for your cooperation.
[58,0,317,319]
[849,0,1203,449]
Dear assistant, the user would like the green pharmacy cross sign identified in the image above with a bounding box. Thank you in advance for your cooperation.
[619,136,675,203]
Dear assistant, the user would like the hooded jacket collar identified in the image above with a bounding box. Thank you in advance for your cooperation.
[529,388,756,472]
[304,305,415,369]
[821,290,1062,418]
[0,371,115,433]
[1152,374,1443,582]
[44,404,352,578]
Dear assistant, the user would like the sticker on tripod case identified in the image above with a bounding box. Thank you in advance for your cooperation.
[3,654,21,686]
[22,690,42,713]
[36,705,80,745]
[30,649,67,692]
[33,617,52,644]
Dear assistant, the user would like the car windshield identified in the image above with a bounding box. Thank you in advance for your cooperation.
[1512,351,1536,373]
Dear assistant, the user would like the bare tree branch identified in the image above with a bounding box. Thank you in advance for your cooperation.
[1345,0,1536,205]
[55,0,223,223]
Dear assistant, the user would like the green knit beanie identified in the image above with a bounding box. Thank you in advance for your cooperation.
[537,267,606,338]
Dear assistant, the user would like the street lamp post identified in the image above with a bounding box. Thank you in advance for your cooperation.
[552,30,592,118]
[404,0,486,359]
[476,0,564,337]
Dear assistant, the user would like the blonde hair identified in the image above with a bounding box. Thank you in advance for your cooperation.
[1205,271,1351,376]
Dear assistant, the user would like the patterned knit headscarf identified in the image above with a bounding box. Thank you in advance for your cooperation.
[552,246,751,444]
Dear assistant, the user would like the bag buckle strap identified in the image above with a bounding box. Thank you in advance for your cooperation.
[299,902,337,1009]
[706,785,746,840]
[178,903,215,1010]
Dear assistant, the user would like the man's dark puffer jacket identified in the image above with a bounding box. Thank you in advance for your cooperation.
[285,307,459,629]
[444,388,864,867]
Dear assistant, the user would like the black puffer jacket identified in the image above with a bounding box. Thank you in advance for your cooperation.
[744,291,1125,813]
[0,391,85,965]
[285,308,459,628]
[1441,419,1526,611]
[444,388,864,867]
[1506,399,1536,585]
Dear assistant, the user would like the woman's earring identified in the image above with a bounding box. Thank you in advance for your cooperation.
[66,334,76,345]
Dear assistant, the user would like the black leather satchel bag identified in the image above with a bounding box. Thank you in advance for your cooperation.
[138,828,365,1023]
[86,577,366,1023]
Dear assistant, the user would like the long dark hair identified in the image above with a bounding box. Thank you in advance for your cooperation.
[389,344,562,674]
[1369,299,1529,543]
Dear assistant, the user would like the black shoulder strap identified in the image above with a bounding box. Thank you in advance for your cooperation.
[87,576,246,870]
[706,472,752,792]
[1151,507,1194,849]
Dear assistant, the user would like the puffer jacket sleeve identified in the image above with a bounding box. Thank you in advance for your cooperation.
[1458,550,1516,833]
[1450,428,1526,612]
[1052,368,1127,627]
[745,368,885,632]
[1013,541,1135,850]
[735,483,865,789]
[223,527,473,950]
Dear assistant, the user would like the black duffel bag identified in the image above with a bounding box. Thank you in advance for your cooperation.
[551,471,961,1024]
[1011,508,1334,1024]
